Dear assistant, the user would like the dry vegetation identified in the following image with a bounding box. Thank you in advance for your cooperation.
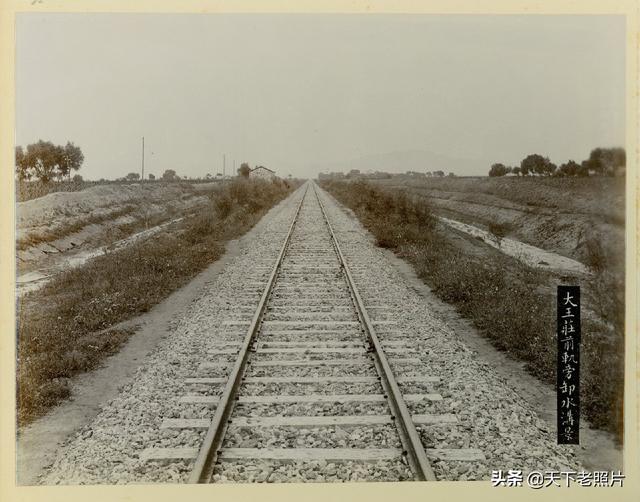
[322,179,624,441]
[17,178,295,425]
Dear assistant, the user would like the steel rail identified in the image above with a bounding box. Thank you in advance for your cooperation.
[312,183,437,481]
[188,184,309,483]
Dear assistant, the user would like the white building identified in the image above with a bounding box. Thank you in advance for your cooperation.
[249,166,277,180]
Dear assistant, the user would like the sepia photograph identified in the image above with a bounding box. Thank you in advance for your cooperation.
[2,2,637,498]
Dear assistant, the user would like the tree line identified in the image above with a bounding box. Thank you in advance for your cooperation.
[489,147,625,177]
[119,169,179,182]
[16,140,84,182]
[16,141,267,184]
[139,163,256,181]
[122,165,256,182]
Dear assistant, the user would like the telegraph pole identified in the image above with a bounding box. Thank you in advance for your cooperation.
[141,136,147,229]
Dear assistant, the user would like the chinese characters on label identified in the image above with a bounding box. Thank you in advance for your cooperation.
[557,286,580,444]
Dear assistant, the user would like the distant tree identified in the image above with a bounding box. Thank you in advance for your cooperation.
[577,161,591,177]
[488,163,509,177]
[148,173,155,181]
[15,140,84,182]
[58,142,84,180]
[433,170,445,177]
[15,146,29,181]
[558,160,580,177]
[520,154,551,176]
[72,174,84,183]
[512,166,521,176]
[126,172,141,181]
[448,172,456,177]
[25,140,58,182]
[585,147,625,176]
[162,169,178,181]
[533,156,548,176]
[205,173,212,180]
[238,162,251,178]
[52,145,67,180]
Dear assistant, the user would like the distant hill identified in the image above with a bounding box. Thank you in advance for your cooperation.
[311,150,489,177]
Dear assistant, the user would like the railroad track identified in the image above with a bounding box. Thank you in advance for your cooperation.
[141,182,484,483]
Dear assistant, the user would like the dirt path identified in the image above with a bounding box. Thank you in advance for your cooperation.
[16,193,293,485]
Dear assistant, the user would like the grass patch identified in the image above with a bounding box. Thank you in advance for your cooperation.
[322,179,624,441]
[17,178,295,425]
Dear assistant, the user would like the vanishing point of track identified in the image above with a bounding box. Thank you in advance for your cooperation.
[141,182,483,483]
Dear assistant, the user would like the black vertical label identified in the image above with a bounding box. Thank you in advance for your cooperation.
[557,286,580,444]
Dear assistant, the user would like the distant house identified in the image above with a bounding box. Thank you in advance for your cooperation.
[249,166,276,180]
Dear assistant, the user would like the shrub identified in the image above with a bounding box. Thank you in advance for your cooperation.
[488,222,511,244]
[583,238,605,273]
[489,163,509,177]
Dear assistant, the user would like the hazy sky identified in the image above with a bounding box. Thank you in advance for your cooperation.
[16,14,625,179]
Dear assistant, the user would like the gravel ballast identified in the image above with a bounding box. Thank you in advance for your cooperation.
[39,183,581,484]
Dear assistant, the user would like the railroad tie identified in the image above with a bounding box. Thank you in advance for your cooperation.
[141,447,486,463]
[177,393,443,405]
[161,414,458,428]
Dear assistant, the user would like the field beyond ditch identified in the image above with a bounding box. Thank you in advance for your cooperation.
[321,179,624,442]
[372,175,625,271]
[16,178,297,426]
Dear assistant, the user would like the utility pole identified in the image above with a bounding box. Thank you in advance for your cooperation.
[141,136,147,229]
